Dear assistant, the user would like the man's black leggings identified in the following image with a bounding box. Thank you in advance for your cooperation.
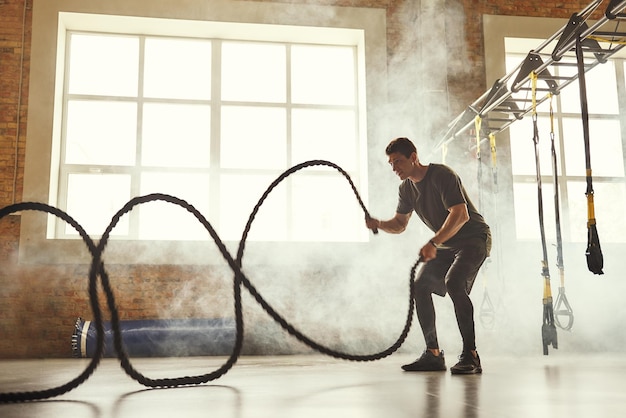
[413,236,490,352]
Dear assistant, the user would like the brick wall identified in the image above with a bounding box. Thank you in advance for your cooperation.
[0,0,30,211]
[0,0,605,358]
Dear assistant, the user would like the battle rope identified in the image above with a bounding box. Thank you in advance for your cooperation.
[0,203,105,402]
[575,36,604,275]
[531,72,558,356]
[0,160,417,402]
[548,94,575,331]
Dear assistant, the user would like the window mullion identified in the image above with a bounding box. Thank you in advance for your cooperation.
[54,26,365,244]
[615,59,626,187]
[128,35,146,240]
[55,31,74,238]
[286,43,294,241]
[210,39,221,230]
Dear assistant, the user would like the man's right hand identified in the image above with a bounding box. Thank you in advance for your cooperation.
[365,216,380,232]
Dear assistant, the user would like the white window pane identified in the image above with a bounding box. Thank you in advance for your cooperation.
[66,173,131,236]
[139,172,211,240]
[292,174,365,242]
[559,60,618,114]
[505,54,525,73]
[143,38,212,100]
[68,34,139,97]
[292,109,358,170]
[59,28,368,243]
[509,116,558,176]
[65,100,137,166]
[220,106,286,169]
[222,42,286,103]
[291,45,356,105]
[219,174,287,241]
[562,118,624,177]
[567,181,626,243]
[141,103,211,167]
[513,182,557,241]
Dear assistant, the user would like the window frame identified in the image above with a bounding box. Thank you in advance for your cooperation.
[56,33,365,243]
[21,0,387,264]
[483,15,626,247]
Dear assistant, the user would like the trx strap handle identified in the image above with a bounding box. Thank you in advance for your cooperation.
[548,94,574,331]
[554,284,574,331]
[542,267,558,355]
[575,36,604,275]
[479,289,496,329]
[531,72,558,355]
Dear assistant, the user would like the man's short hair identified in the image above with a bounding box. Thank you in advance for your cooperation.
[385,137,416,158]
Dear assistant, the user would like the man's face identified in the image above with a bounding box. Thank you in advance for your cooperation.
[387,152,415,180]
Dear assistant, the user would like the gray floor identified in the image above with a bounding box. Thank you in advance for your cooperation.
[1,353,625,418]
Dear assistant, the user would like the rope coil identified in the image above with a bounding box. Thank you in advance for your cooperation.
[0,160,419,402]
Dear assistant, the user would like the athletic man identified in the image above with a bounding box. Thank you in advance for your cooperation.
[365,137,491,374]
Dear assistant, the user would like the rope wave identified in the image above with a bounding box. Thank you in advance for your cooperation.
[0,160,419,403]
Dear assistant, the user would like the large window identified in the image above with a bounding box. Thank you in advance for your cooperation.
[52,20,368,243]
[505,41,626,243]
[22,2,386,264]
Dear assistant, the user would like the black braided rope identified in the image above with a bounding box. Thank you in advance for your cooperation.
[235,160,414,361]
[0,203,105,402]
[0,160,419,401]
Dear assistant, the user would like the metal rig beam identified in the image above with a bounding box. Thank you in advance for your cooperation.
[434,0,626,150]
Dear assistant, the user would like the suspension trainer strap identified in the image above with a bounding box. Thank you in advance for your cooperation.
[489,132,497,190]
[549,93,574,331]
[489,131,503,281]
[488,131,506,321]
[531,72,558,355]
[575,36,604,275]
[475,115,483,211]
[488,132,504,288]
[474,117,495,329]
[531,73,550,273]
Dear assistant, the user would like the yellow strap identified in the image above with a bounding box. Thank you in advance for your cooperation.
[589,35,626,45]
[489,133,497,168]
[531,71,538,115]
[542,259,552,298]
[474,116,482,159]
[543,277,553,299]
[587,192,596,222]
[586,167,595,221]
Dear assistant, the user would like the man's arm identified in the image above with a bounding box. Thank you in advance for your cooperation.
[365,212,411,234]
[430,203,469,245]
[420,203,469,261]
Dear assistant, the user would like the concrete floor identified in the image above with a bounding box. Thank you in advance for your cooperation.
[1,353,625,418]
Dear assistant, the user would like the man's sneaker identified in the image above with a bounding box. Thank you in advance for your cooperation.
[401,350,446,372]
[450,351,482,374]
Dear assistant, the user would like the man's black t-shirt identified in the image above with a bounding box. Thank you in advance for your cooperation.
[396,163,490,248]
